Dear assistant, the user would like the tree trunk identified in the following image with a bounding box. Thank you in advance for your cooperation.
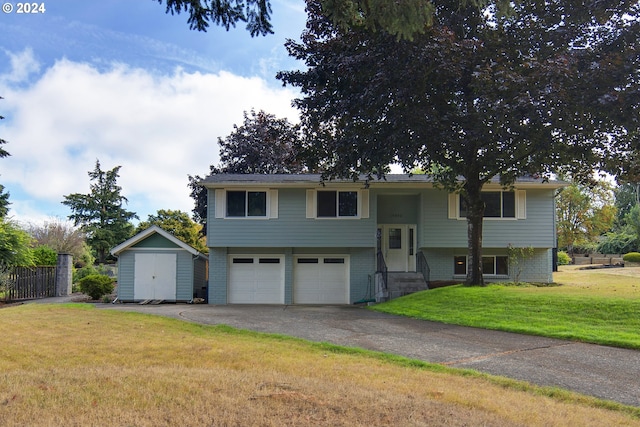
[465,183,485,286]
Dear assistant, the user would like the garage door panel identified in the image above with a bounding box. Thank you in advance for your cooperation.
[228,256,284,304]
[134,253,177,300]
[293,256,349,304]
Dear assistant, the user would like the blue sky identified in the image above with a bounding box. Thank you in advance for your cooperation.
[0,0,306,226]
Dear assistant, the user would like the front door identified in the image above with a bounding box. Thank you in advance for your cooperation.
[379,224,417,272]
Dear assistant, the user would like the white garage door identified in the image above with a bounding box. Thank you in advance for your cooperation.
[228,256,284,304]
[134,253,177,300]
[293,256,349,304]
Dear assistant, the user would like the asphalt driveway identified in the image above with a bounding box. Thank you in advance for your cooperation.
[93,302,640,408]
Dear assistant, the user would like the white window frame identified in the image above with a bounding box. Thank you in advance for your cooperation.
[214,189,278,219]
[305,189,369,219]
[453,255,509,277]
[448,190,526,220]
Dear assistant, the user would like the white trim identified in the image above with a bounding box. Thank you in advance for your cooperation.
[219,189,278,219]
[110,225,202,257]
[516,190,527,219]
[215,189,225,219]
[306,189,364,219]
[452,190,526,220]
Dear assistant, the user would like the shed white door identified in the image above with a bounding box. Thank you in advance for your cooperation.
[228,256,284,304]
[293,256,349,304]
[134,253,177,300]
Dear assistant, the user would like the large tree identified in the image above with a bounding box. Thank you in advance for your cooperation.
[188,109,307,233]
[156,0,514,39]
[556,181,616,253]
[278,0,639,285]
[136,209,208,254]
[62,160,137,263]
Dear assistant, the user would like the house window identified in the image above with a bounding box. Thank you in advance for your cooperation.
[317,191,358,217]
[459,191,515,218]
[454,255,508,276]
[226,191,267,217]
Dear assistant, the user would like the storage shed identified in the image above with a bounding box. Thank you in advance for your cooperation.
[110,225,208,303]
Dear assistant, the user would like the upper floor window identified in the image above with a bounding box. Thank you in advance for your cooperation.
[214,189,278,219]
[306,189,369,219]
[317,190,358,217]
[227,191,267,217]
[449,190,525,220]
[460,191,515,218]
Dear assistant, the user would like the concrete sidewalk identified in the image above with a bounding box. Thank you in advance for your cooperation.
[89,303,640,408]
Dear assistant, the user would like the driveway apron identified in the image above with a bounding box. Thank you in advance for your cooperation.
[96,303,640,407]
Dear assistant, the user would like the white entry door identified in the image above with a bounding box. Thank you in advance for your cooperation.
[134,253,177,300]
[379,224,416,272]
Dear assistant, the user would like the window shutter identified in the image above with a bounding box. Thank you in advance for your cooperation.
[306,190,315,218]
[215,189,225,218]
[360,190,369,218]
[269,190,278,219]
[448,193,458,219]
[516,190,526,219]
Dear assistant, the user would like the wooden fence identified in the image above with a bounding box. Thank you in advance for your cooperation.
[4,266,56,301]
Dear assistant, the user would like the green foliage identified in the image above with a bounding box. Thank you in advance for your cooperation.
[0,184,10,219]
[77,274,114,300]
[597,232,638,255]
[613,183,638,230]
[0,263,14,298]
[137,210,208,254]
[157,0,273,36]
[32,245,57,266]
[73,264,112,283]
[62,160,137,263]
[556,181,616,251]
[0,219,34,266]
[622,252,640,263]
[557,251,571,266]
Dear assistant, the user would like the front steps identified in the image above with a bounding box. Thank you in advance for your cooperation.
[376,272,429,302]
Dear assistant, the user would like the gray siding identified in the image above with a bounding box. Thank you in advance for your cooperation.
[176,251,194,301]
[208,188,377,248]
[209,247,228,304]
[422,188,556,248]
[116,251,135,301]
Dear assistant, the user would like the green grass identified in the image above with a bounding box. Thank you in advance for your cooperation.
[371,269,640,349]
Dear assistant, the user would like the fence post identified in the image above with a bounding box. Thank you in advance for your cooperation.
[55,253,73,296]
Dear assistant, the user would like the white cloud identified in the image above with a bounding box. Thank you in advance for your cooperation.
[1,53,300,225]
[0,48,40,84]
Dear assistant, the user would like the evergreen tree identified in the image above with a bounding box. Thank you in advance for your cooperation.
[62,160,137,263]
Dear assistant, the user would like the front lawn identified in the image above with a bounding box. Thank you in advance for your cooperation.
[371,266,640,349]
[0,304,638,426]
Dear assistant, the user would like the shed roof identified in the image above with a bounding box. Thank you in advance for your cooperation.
[110,225,205,258]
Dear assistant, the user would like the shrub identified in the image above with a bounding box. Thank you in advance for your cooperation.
[557,251,571,265]
[32,245,57,266]
[622,252,640,263]
[597,232,638,255]
[78,274,114,300]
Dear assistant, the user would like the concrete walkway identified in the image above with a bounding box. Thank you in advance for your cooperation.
[84,302,640,408]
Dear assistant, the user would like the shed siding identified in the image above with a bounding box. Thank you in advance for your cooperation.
[207,188,377,248]
[117,251,135,301]
[175,251,194,301]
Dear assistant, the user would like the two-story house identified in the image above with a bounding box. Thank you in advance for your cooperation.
[201,174,564,304]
